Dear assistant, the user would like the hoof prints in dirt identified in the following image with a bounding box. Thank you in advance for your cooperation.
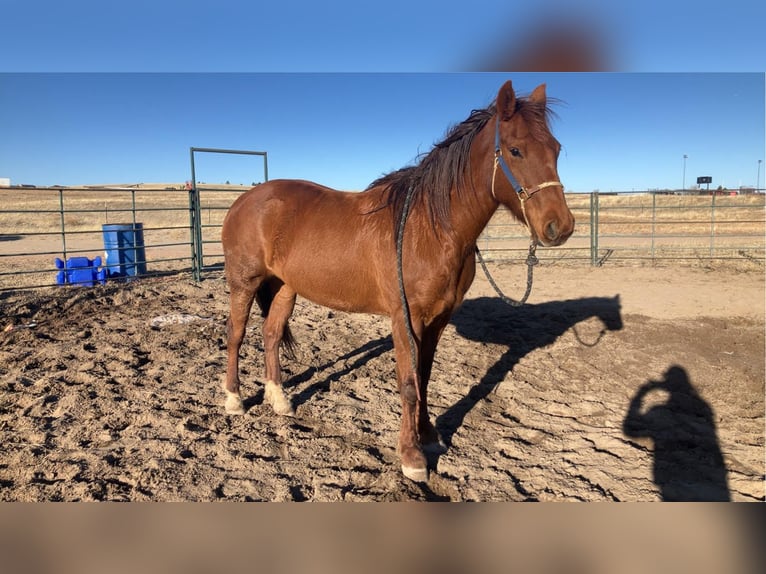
[1,272,763,501]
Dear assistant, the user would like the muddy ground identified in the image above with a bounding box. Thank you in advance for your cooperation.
[1,261,763,501]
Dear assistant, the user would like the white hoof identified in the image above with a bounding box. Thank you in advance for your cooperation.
[224,391,245,415]
[401,465,429,483]
[264,381,295,417]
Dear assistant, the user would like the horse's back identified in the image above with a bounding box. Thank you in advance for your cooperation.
[223,179,379,247]
[225,178,372,221]
[225,179,330,222]
[226,179,333,244]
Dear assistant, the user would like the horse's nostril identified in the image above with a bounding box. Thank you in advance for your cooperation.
[546,221,558,241]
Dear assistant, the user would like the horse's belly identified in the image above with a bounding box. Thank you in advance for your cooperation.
[302,289,384,315]
[278,255,388,315]
[289,277,387,315]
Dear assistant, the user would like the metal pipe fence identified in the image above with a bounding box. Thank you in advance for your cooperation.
[0,186,198,291]
[480,191,765,266]
[1,187,764,291]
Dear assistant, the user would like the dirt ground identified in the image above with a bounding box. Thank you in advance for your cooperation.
[0,260,763,501]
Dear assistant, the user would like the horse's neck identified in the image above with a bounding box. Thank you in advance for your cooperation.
[447,137,500,246]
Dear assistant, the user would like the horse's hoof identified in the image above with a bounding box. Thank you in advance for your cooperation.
[265,381,295,417]
[400,444,428,482]
[402,464,429,483]
[273,401,295,417]
[224,392,245,415]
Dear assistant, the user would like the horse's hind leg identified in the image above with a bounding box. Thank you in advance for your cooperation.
[223,276,260,415]
[261,281,297,416]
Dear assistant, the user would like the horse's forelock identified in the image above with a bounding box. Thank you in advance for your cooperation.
[515,98,560,147]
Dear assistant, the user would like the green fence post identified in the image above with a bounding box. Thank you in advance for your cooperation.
[58,188,68,263]
[590,191,599,266]
[189,148,201,282]
[710,192,716,257]
[652,192,657,263]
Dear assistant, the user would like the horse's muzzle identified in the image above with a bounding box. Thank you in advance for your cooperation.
[541,213,575,247]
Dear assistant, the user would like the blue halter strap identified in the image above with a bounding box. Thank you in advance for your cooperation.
[494,117,526,197]
[493,115,563,203]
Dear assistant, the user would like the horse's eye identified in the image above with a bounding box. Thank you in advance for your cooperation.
[510,147,523,158]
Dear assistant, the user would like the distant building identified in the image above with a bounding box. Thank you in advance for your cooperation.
[0,177,10,187]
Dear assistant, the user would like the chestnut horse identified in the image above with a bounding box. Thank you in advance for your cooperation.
[221,80,574,482]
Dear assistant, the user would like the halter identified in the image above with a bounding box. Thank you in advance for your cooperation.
[492,116,562,231]
[474,115,564,308]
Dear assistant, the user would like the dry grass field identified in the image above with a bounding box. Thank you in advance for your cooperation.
[1,185,764,289]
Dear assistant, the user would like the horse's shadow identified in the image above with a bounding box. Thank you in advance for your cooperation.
[285,335,394,409]
[436,295,623,448]
[279,295,623,457]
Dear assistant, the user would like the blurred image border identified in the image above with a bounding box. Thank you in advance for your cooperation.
[0,502,763,574]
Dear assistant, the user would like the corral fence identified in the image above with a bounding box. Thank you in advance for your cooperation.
[1,187,764,291]
[480,191,765,266]
[0,183,241,291]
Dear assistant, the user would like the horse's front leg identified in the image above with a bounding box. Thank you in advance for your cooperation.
[391,314,428,482]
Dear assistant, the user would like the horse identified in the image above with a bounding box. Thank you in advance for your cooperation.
[221,80,575,482]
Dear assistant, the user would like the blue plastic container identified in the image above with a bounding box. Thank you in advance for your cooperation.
[102,223,147,279]
[55,256,107,286]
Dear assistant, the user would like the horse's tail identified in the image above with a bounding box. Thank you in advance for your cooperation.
[255,282,298,360]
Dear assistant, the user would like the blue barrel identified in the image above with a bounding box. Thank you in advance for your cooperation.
[102,223,147,278]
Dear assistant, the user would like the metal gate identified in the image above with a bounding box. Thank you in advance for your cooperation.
[188,147,268,280]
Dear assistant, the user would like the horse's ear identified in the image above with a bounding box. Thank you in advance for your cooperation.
[529,83,547,103]
[497,80,516,120]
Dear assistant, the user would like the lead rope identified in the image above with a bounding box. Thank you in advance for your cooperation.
[395,186,421,403]
[479,153,539,306]
[475,241,538,307]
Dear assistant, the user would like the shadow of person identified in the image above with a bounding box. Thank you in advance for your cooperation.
[436,295,623,449]
[622,365,730,501]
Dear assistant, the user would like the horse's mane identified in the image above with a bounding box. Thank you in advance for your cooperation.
[367,95,558,231]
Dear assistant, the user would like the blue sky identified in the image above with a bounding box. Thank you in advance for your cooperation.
[1,73,763,192]
[1,2,764,192]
